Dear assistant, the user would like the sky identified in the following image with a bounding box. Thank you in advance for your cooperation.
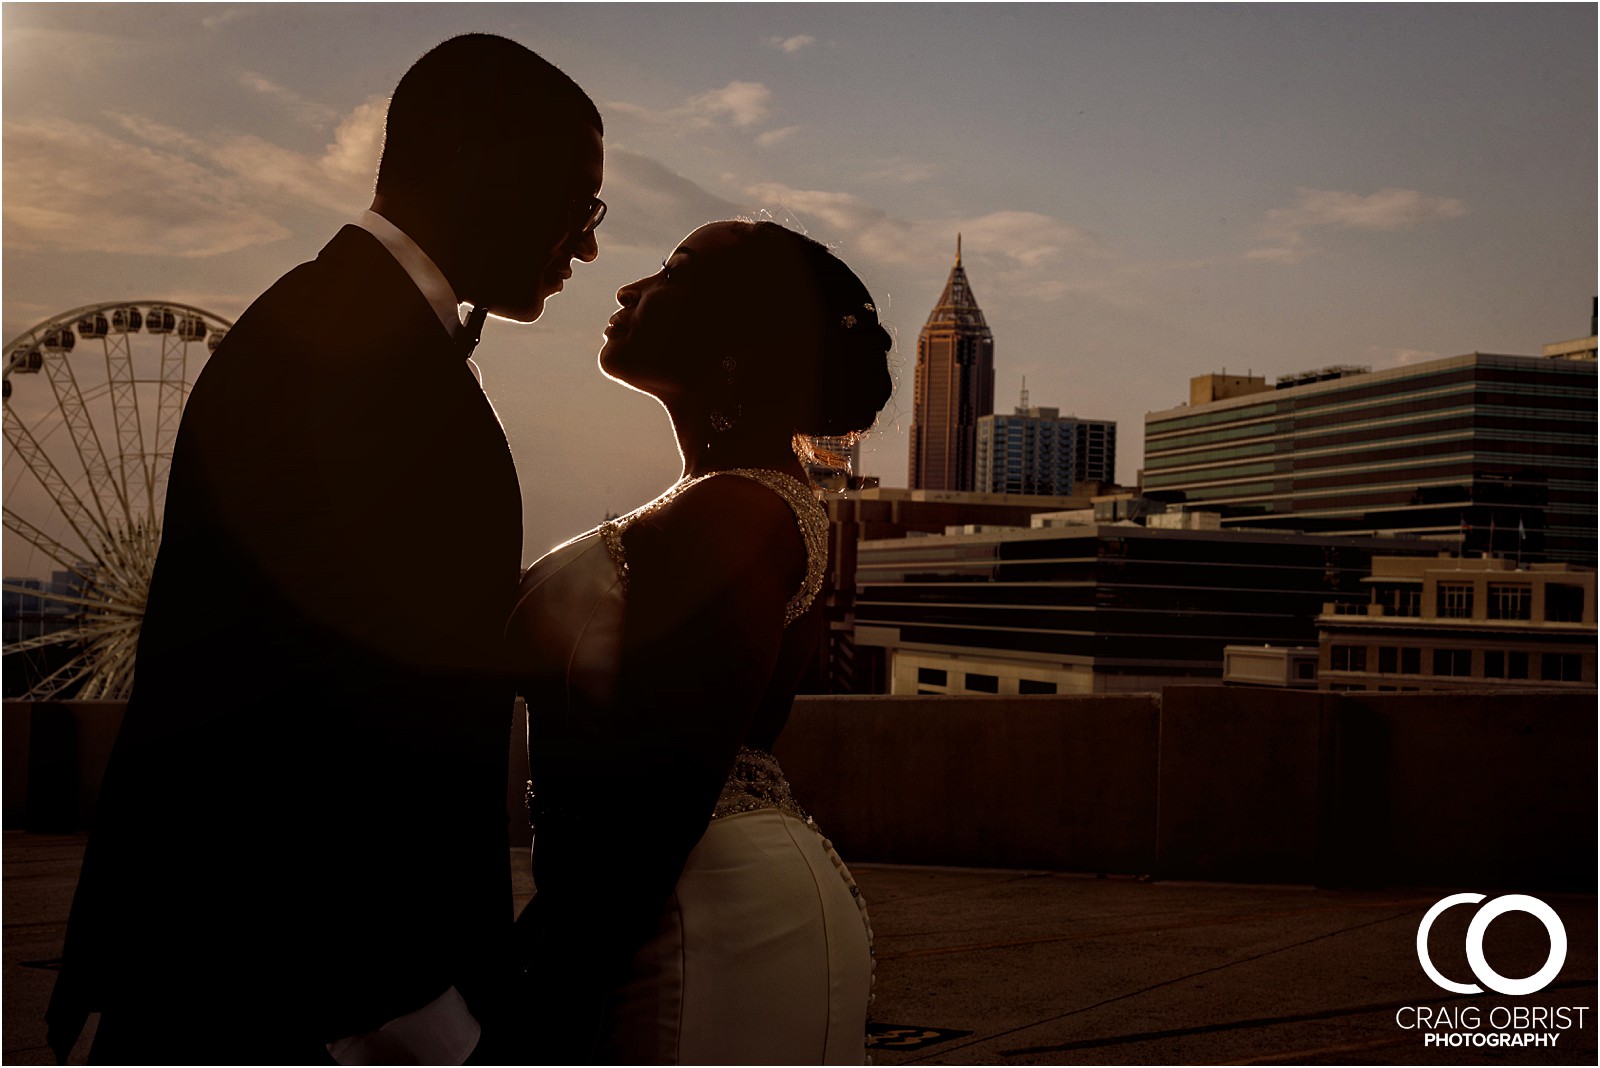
[3,3,1596,571]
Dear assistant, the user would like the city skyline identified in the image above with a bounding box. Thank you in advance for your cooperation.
[3,4,1595,569]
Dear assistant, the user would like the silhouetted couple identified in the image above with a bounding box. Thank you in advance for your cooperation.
[48,33,890,1066]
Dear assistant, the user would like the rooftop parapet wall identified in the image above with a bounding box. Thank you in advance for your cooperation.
[5,689,1592,891]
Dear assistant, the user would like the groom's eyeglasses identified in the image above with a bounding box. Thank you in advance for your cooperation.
[572,196,607,235]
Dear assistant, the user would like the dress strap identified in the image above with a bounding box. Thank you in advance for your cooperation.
[716,468,828,626]
[598,467,828,628]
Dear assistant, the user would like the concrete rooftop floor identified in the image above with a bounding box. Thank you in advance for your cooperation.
[4,833,1594,1065]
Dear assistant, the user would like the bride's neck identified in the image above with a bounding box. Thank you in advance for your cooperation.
[674,418,804,481]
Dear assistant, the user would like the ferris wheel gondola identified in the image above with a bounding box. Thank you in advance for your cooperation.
[2,301,232,699]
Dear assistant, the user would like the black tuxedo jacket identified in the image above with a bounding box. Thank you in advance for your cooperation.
[49,226,523,1057]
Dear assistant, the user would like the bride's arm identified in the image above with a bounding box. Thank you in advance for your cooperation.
[523,474,806,1052]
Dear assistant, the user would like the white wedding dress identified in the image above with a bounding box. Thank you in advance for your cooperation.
[510,468,872,1064]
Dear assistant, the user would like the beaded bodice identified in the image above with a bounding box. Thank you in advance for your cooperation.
[712,746,813,825]
[599,467,828,627]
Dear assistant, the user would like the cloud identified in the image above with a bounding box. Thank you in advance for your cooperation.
[3,26,140,76]
[113,95,385,216]
[956,211,1104,268]
[1249,186,1468,263]
[3,89,387,259]
[862,157,939,184]
[200,6,256,29]
[608,81,774,131]
[743,181,911,261]
[738,184,1107,305]
[2,118,291,257]
[599,149,744,251]
[768,34,816,54]
[238,71,341,126]
[1367,346,1441,367]
[756,125,803,148]
[107,113,211,156]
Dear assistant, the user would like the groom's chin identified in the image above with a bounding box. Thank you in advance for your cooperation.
[488,295,549,325]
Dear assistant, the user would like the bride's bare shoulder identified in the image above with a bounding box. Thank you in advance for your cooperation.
[627,474,805,602]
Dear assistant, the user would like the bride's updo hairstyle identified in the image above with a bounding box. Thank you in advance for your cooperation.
[731,222,894,467]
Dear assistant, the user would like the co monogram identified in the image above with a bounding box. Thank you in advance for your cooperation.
[1416,893,1568,996]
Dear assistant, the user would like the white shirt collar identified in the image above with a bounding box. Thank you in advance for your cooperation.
[354,209,465,341]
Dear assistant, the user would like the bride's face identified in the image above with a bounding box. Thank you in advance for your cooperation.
[599,222,752,398]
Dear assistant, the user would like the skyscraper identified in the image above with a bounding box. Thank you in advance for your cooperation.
[909,237,994,490]
[975,390,1118,497]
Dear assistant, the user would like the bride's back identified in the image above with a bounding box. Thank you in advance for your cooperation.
[510,218,892,1064]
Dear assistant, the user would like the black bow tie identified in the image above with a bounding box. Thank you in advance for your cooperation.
[460,303,489,359]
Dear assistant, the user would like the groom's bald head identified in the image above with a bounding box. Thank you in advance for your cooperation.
[376,34,601,200]
[372,33,605,321]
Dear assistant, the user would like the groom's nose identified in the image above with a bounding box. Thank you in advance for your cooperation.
[572,227,599,264]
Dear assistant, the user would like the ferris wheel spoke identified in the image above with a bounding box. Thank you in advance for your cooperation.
[79,625,141,697]
[2,507,98,583]
[1,418,106,564]
[40,340,131,531]
[90,518,159,592]
[149,333,192,514]
[1,627,87,657]
[17,646,96,699]
[103,331,153,522]
[0,581,139,617]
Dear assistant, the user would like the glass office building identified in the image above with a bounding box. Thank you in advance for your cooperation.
[977,406,1116,496]
[1143,353,1596,565]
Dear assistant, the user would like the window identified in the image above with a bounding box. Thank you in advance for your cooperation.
[1019,678,1057,695]
[1432,649,1472,677]
[917,667,948,686]
[1330,645,1367,672]
[1400,647,1421,675]
[1378,647,1397,674]
[1483,651,1530,680]
[1437,583,1474,619]
[964,672,999,693]
[1546,584,1585,623]
[1295,660,1316,680]
[1487,583,1532,621]
[1541,654,1582,682]
[1388,588,1422,617]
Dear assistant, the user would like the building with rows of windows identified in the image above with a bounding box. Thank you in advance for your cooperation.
[1142,352,1596,566]
[975,404,1116,497]
[850,521,1432,695]
[1316,555,1595,691]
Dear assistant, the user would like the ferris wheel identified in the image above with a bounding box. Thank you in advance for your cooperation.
[3,301,233,700]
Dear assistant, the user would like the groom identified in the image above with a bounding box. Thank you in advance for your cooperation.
[47,34,603,1063]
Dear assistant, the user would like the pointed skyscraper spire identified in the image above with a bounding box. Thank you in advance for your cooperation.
[927,238,988,331]
[909,238,996,491]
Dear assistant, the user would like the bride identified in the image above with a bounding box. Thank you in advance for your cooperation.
[507,219,893,1064]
